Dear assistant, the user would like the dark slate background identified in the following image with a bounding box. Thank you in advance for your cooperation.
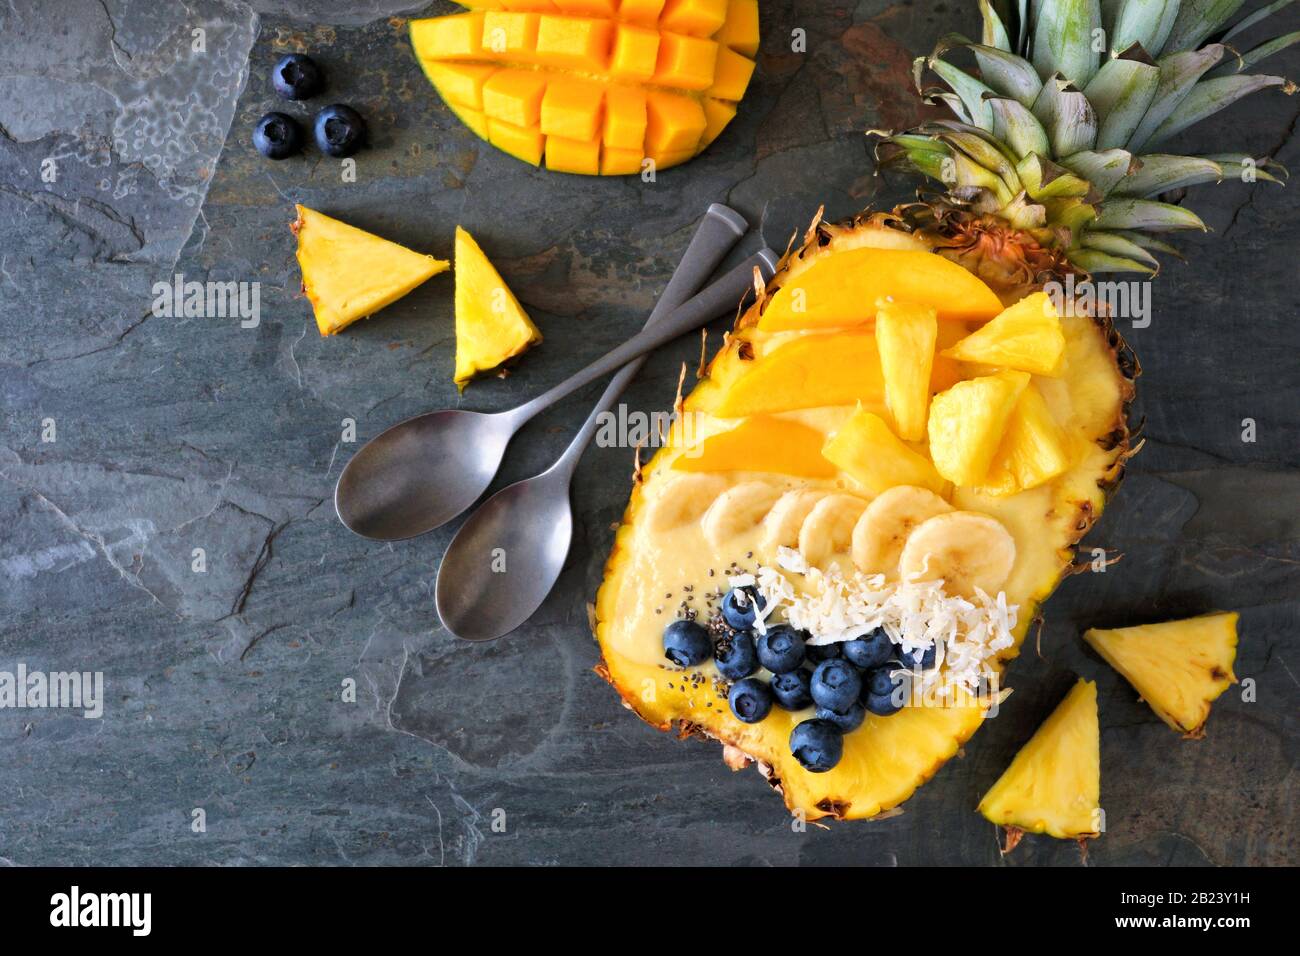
[0,0,1296,866]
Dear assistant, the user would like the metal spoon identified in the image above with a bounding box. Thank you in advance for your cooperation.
[335,207,770,541]
[435,245,779,642]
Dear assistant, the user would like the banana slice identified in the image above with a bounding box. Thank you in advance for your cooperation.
[798,494,869,568]
[897,511,1016,598]
[644,474,728,532]
[701,481,783,550]
[852,485,954,577]
[760,489,830,552]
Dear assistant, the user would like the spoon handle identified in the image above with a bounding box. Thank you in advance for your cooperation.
[510,246,779,430]
[548,203,750,476]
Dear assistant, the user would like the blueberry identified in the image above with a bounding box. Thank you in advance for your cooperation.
[790,718,843,773]
[663,619,711,667]
[863,666,907,716]
[806,642,841,663]
[810,659,863,714]
[769,669,813,710]
[272,53,323,100]
[253,111,302,160]
[817,701,866,733]
[842,628,895,670]
[720,586,764,630]
[728,677,773,724]
[714,631,758,680]
[756,624,805,674]
[898,642,938,671]
[314,104,367,157]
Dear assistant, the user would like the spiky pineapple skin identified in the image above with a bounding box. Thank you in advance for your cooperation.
[592,211,1139,821]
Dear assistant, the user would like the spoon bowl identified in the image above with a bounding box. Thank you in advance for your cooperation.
[335,408,516,540]
[435,465,574,642]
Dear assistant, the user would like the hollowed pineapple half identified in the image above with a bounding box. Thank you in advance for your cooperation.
[409,0,759,174]
[593,212,1137,821]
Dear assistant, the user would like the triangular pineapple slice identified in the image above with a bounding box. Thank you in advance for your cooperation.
[978,678,1101,845]
[1084,612,1239,738]
[292,205,449,336]
[453,226,542,389]
[927,371,1030,486]
[943,292,1065,376]
[822,407,944,495]
[976,383,1072,496]
[876,298,937,441]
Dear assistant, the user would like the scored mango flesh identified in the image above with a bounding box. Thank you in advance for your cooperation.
[409,0,759,174]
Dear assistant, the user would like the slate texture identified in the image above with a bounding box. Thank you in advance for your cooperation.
[0,0,1296,866]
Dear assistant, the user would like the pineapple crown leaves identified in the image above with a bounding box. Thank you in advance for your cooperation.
[876,0,1298,274]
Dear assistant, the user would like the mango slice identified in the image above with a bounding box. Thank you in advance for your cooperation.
[712,332,885,418]
[454,226,543,389]
[674,417,837,479]
[758,248,1005,330]
[411,0,758,174]
[821,408,945,496]
[292,205,449,337]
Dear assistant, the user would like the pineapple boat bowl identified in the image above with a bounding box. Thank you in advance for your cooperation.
[593,212,1137,821]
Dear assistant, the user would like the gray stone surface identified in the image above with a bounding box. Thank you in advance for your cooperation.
[0,0,1297,866]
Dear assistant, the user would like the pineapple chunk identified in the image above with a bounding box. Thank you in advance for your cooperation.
[944,292,1066,376]
[1084,612,1239,738]
[453,226,543,389]
[292,205,449,337]
[674,417,837,479]
[822,407,945,495]
[875,299,937,441]
[976,383,1072,496]
[759,248,1004,330]
[711,332,884,417]
[928,371,1030,486]
[978,679,1101,843]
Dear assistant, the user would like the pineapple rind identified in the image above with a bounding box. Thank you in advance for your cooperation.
[593,214,1137,821]
[1084,611,1239,737]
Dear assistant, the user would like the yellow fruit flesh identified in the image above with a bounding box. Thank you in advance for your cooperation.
[944,291,1065,376]
[453,226,543,388]
[978,678,1101,840]
[673,416,837,479]
[822,408,945,496]
[1084,612,1239,737]
[758,247,1004,330]
[976,383,1073,496]
[710,332,884,417]
[928,371,1030,486]
[875,299,937,441]
[410,0,758,175]
[595,225,1131,821]
[292,205,449,337]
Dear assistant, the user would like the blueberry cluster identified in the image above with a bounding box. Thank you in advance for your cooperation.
[662,586,941,773]
[254,54,367,160]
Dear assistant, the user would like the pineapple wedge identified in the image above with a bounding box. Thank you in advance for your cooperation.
[976,383,1072,496]
[822,407,945,495]
[876,299,937,441]
[453,226,542,389]
[1084,612,1239,738]
[292,205,449,336]
[928,371,1030,486]
[944,292,1065,376]
[978,678,1101,845]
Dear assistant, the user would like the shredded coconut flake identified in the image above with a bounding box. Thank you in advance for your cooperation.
[751,555,1018,693]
